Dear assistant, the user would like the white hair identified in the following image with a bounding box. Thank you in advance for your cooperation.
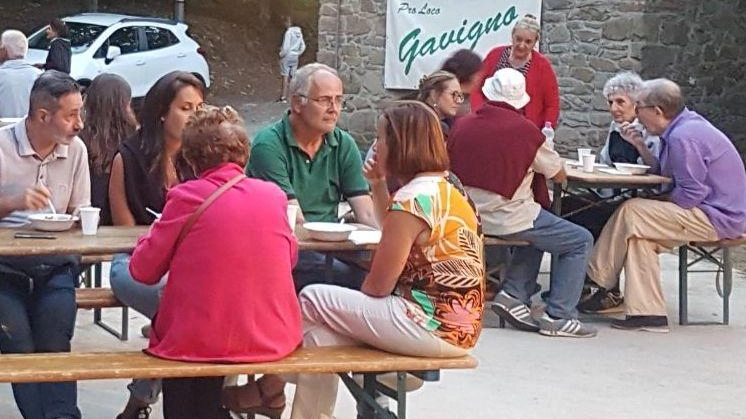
[1,30,29,59]
[512,14,541,38]
[288,63,339,98]
[602,71,644,99]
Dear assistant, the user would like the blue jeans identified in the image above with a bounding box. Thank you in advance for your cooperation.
[0,265,81,419]
[110,254,165,405]
[293,251,368,292]
[498,209,593,319]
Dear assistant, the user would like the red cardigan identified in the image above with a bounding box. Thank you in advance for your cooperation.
[130,163,302,363]
[470,46,560,129]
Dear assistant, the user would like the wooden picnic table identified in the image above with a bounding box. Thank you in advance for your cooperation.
[0,225,377,257]
[551,165,672,215]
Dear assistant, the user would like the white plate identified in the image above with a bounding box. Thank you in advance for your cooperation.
[28,214,78,232]
[597,168,634,176]
[613,162,650,175]
[565,160,609,168]
[303,222,357,242]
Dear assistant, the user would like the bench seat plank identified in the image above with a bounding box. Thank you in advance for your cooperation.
[75,288,123,309]
[0,347,477,384]
[688,235,746,248]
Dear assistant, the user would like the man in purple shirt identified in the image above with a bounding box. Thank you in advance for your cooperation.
[586,78,746,333]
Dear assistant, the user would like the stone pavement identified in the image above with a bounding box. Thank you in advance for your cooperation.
[1,252,745,419]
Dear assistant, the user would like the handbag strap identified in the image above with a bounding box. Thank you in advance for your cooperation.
[173,173,246,250]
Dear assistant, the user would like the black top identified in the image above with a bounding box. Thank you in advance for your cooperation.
[117,134,195,225]
[118,135,168,225]
[90,172,112,226]
[607,130,641,163]
[44,38,71,74]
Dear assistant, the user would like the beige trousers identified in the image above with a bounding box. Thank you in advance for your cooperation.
[587,198,718,316]
[289,284,468,419]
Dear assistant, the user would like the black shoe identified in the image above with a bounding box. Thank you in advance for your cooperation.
[611,315,669,333]
[578,288,624,314]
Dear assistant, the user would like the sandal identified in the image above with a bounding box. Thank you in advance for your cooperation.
[221,376,285,419]
[257,375,286,411]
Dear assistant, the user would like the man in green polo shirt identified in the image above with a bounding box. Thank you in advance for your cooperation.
[248,63,376,290]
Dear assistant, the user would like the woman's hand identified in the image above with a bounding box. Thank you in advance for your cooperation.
[363,157,386,186]
[619,121,645,150]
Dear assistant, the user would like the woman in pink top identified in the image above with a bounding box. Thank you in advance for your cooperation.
[129,105,302,419]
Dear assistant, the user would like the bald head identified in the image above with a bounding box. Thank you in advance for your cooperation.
[638,78,685,119]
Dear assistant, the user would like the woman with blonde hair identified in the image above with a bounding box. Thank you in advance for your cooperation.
[470,14,559,129]
[415,70,464,140]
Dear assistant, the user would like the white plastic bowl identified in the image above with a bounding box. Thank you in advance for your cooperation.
[28,214,78,232]
[303,222,356,242]
[613,162,650,175]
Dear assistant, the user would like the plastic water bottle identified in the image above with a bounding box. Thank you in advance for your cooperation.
[541,122,555,149]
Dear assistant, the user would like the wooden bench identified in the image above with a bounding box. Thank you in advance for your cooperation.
[75,287,129,341]
[75,288,123,309]
[0,346,477,419]
[678,235,746,325]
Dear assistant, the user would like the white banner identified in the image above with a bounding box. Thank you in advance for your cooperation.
[384,0,542,89]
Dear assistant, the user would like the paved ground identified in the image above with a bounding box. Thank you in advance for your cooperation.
[1,251,744,419]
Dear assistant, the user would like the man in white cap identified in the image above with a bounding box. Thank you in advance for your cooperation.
[448,68,596,338]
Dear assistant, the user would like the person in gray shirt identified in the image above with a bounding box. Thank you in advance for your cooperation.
[0,30,42,118]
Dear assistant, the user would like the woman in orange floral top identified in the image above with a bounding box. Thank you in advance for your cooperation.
[284,101,485,419]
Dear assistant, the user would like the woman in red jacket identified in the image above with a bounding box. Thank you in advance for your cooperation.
[470,14,559,129]
[129,105,302,419]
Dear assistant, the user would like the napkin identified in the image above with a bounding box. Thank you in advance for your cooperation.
[348,230,382,245]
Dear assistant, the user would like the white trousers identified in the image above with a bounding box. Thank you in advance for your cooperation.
[289,284,468,419]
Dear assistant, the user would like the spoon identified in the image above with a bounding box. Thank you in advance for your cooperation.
[47,200,56,214]
[146,207,162,219]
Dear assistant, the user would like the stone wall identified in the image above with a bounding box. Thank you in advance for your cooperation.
[318,0,746,155]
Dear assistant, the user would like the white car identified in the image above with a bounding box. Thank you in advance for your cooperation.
[27,13,211,97]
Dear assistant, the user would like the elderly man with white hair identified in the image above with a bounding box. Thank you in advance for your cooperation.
[587,78,746,332]
[0,30,42,118]
[448,68,596,338]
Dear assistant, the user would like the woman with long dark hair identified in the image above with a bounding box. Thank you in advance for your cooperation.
[79,73,137,226]
[109,71,205,419]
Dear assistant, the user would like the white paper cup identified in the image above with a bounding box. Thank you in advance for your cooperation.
[79,207,101,235]
[286,204,299,233]
[581,154,596,173]
[577,148,592,160]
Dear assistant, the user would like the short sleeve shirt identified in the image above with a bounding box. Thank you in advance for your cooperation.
[0,119,91,227]
[247,113,369,222]
[391,175,485,350]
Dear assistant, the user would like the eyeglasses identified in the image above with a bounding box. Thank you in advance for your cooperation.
[298,94,347,109]
[635,104,656,113]
[446,90,465,104]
